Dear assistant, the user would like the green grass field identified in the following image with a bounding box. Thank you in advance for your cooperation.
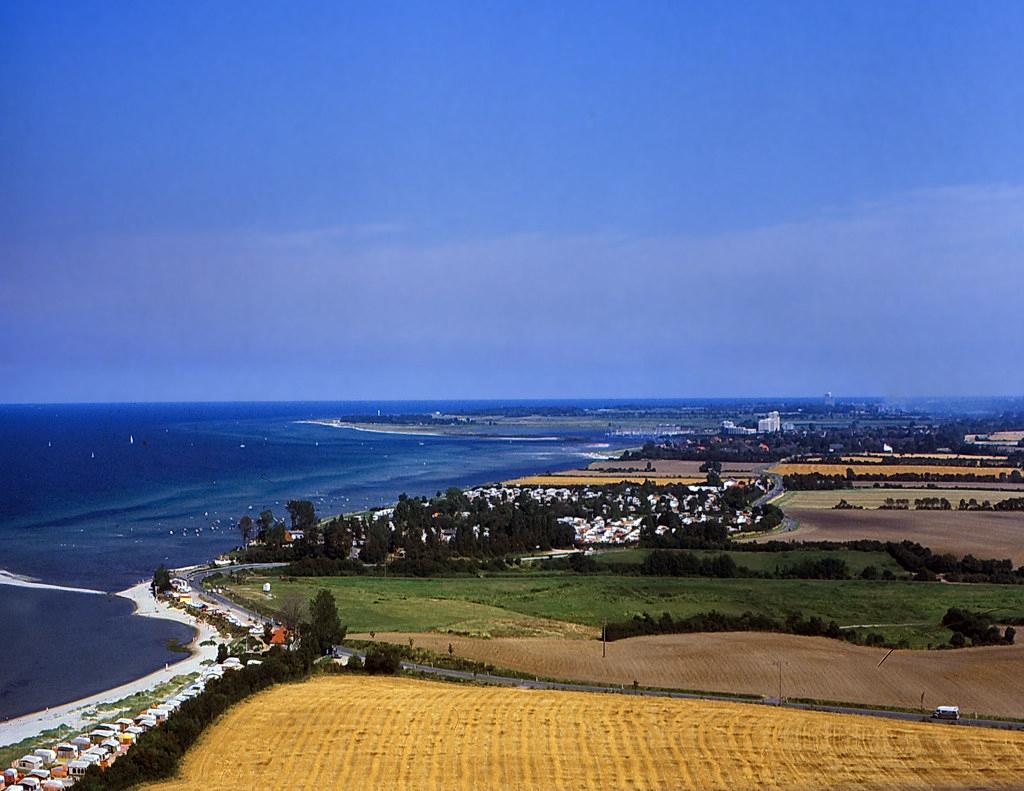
[592,547,906,576]
[227,572,1024,647]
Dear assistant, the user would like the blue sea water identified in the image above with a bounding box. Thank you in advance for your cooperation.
[0,401,606,719]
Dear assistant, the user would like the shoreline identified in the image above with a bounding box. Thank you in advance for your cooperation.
[0,579,220,747]
[0,569,106,596]
[295,419,444,437]
[0,444,612,748]
[297,419,571,443]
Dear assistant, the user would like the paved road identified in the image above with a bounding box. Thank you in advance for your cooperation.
[201,562,1023,733]
[749,473,800,535]
[179,562,287,625]
[753,473,785,507]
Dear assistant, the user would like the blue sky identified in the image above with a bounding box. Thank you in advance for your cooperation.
[2,2,1022,401]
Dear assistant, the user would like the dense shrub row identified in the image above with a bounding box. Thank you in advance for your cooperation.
[942,608,1017,648]
[604,610,851,643]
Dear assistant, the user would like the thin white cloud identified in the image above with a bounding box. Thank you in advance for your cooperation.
[1,184,1022,400]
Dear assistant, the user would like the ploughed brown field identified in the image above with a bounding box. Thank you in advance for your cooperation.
[141,676,1024,791]
[774,488,1024,509]
[770,509,1024,566]
[362,631,1024,718]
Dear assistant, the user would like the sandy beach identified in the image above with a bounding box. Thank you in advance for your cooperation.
[0,579,220,747]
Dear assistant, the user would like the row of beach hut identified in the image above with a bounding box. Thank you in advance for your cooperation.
[2,663,235,789]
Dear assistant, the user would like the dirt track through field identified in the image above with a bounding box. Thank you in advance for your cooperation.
[364,631,1024,718]
[142,676,1024,791]
[768,509,1024,566]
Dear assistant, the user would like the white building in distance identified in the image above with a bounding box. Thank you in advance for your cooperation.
[757,411,781,433]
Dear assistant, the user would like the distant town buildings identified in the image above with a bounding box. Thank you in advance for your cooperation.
[720,420,756,436]
[824,391,836,407]
[757,411,781,433]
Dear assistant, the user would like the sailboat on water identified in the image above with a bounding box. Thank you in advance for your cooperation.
[130,434,134,445]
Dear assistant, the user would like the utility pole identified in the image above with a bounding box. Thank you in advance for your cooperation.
[775,660,784,705]
[602,618,607,658]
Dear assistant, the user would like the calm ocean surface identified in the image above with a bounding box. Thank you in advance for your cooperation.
[0,401,605,719]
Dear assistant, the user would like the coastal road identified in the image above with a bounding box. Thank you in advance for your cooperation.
[205,563,1024,734]
[178,562,287,625]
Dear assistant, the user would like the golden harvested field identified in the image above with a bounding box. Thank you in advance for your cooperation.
[142,676,1024,791]
[774,488,1024,509]
[766,509,1024,566]
[967,431,1024,444]
[771,462,1023,477]
[508,474,706,486]
[365,632,1024,719]
[840,453,1011,462]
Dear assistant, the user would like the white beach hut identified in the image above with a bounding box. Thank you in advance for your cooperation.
[67,760,90,779]
[14,757,43,773]
[31,750,56,766]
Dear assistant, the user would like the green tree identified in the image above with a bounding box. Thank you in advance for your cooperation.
[237,515,254,547]
[364,644,402,674]
[152,564,172,593]
[258,509,276,539]
[216,643,228,663]
[307,589,346,655]
[288,500,320,553]
[279,593,306,632]
[287,500,317,531]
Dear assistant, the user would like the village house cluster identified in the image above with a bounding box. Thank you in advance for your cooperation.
[459,480,759,546]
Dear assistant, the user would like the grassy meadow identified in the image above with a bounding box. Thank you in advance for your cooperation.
[226,569,1024,647]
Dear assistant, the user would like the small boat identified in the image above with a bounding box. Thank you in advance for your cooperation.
[129,435,134,445]
[239,443,246,448]
[90,451,95,459]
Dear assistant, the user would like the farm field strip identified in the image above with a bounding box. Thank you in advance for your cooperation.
[769,509,1024,567]
[838,454,1012,463]
[361,631,1024,719]
[585,459,770,474]
[771,462,1022,477]
[774,488,1024,509]
[141,676,1024,791]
